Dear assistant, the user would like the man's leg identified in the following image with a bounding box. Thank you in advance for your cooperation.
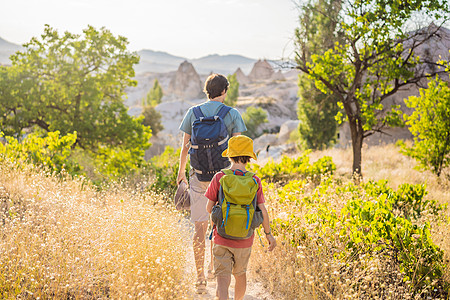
[193,220,209,282]
[208,240,214,278]
[216,274,231,300]
[234,273,247,300]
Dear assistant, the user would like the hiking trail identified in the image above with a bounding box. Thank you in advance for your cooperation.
[181,218,274,300]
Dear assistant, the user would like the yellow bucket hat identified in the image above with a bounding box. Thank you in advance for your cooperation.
[222,135,257,160]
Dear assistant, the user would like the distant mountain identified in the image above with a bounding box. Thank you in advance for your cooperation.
[0,35,258,75]
[135,49,186,74]
[191,54,256,75]
[0,37,22,65]
[136,49,257,75]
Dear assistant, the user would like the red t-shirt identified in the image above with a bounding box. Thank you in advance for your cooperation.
[204,169,265,248]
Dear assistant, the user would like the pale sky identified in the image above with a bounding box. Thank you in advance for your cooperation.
[0,0,300,59]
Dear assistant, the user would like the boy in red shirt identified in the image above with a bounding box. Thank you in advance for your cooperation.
[205,135,276,300]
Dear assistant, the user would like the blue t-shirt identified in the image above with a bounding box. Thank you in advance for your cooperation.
[179,101,247,136]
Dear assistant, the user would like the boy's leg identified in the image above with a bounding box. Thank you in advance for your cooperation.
[234,273,247,300]
[231,247,252,300]
[213,244,233,300]
[216,275,231,300]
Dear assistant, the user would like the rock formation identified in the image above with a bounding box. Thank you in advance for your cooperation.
[168,61,203,100]
[234,67,250,85]
[278,120,300,144]
[271,70,285,81]
[248,59,274,82]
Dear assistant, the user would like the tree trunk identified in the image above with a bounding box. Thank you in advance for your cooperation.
[348,117,363,178]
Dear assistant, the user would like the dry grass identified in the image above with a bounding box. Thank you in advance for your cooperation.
[2,144,449,299]
[250,144,450,299]
[0,160,193,299]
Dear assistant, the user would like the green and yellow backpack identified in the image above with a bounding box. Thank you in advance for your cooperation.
[211,169,264,240]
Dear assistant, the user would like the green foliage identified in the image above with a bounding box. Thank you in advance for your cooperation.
[278,178,447,295]
[297,75,340,149]
[0,131,82,175]
[225,74,239,107]
[0,25,150,155]
[249,151,335,182]
[401,77,450,177]
[296,0,343,150]
[141,105,164,136]
[144,79,163,107]
[295,0,450,175]
[93,144,149,181]
[149,146,189,193]
[242,106,268,139]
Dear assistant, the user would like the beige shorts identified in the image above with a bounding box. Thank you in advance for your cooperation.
[213,244,252,277]
[189,170,210,223]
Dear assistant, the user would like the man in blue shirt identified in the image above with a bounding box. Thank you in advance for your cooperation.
[177,73,246,293]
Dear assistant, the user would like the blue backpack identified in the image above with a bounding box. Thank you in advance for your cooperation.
[189,104,232,181]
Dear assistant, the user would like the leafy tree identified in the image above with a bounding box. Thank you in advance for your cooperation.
[294,0,450,176]
[144,79,163,107]
[242,106,268,139]
[0,25,151,155]
[401,76,450,177]
[297,0,343,150]
[142,105,164,136]
[225,74,239,107]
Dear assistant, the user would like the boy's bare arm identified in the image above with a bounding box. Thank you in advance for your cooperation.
[177,133,191,185]
[206,199,215,214]
[258,203,277,251]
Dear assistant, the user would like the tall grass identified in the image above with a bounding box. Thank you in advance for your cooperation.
[250,144,450,299]
[0,160,193,299]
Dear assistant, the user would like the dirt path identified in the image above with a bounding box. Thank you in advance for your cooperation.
[180,219,274,300]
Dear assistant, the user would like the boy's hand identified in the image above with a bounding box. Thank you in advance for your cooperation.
[266,234,277,251]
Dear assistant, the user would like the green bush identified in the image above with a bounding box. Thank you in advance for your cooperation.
[249,151,335,182]
[276,178,448,295]
[0,131,82,176]
[148,146,189,193]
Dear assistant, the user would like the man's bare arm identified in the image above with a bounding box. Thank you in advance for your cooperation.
[177,133,191,185]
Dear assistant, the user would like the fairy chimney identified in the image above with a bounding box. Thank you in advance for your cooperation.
[168,61,203,100]
[271,70,285,81]
[248,59,274,82]
[234,67,250,85]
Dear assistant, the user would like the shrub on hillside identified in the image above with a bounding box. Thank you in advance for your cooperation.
[249,151,336,183]
[0,131,82,175]
[148,146,189,193]
[268,178,448,297]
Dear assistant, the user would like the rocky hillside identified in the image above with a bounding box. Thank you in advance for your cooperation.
[132,59,301,157]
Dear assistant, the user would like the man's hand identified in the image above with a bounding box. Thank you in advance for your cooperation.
[266,234,277,251]
[177,172,188,186]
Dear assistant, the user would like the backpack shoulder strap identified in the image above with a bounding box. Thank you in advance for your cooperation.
[217,105,232,119]
[218,185,225,206]
[221,169,233,176]
[244,171,255,177]
[192,106,205,119]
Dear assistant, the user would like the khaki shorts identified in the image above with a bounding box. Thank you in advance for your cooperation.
[213,244,252,277]
[189,170,210,222]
